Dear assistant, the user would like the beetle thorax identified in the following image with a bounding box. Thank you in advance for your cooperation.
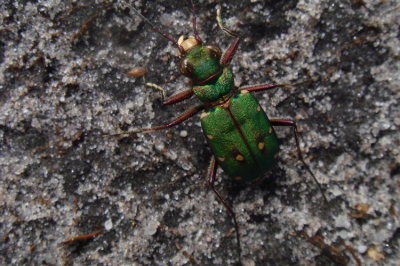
[177,36,199,57]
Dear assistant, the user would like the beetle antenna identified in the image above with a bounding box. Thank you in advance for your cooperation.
[124,2,185,54]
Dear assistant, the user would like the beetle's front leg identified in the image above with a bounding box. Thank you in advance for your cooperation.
[105,104,204,136]
[216,8,241,67]
[146,83,194,106]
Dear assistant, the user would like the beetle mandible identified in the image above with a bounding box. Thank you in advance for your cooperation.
[110,1,327,263]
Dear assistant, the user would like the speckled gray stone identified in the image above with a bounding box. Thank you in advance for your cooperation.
[1,0,399,265]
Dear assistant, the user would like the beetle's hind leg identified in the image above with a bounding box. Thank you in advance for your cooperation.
[270,119,328,202]
[208,157,242,264]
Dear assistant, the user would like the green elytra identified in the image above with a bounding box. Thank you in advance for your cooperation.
[110,2,327,264]
[201,90,279,183]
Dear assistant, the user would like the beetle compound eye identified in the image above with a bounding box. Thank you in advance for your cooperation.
[205,44,222,59]
[179,58,194,77]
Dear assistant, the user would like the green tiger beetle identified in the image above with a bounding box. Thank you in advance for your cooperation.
[111,1,328,264]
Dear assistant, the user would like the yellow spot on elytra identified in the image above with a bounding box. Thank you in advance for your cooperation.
[258,142,265,150]
[218,157,225,162]
[200,112,208,119]
[235,176,242,181]
[240,90,249,94]
[207,135,214,140]
[274,152,279,159]
[268,127,272,134]
[257,105,261,112]
[236,155,244,161]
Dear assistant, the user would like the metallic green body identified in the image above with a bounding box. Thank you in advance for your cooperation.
[193,68,234,102]
[184,45,222,84]
[181,43,280,183]
[200,91,280,183]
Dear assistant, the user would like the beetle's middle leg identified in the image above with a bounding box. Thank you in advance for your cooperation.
[105,104,204,136]
[239,83,291,93]
[208,157,242,264]
[270,119,328,202]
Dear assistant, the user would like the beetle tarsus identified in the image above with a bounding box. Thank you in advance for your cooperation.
[217,8,239,38]
[146,83,166,103]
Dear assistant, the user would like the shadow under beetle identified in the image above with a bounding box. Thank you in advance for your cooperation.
[111,1,327,264]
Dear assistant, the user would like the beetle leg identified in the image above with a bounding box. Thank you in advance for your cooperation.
[146,83,194,106]
[105,104,204,136]
[220,37,240,67]
[216,8,241,67]
[270,119,328,202]
[208,157,242,263]
[239,83,290,92]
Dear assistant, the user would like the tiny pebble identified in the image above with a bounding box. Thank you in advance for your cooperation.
[104,218,113,230]
[358,245,368,254]
[144,220,160,236]
[180,130,188,137]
